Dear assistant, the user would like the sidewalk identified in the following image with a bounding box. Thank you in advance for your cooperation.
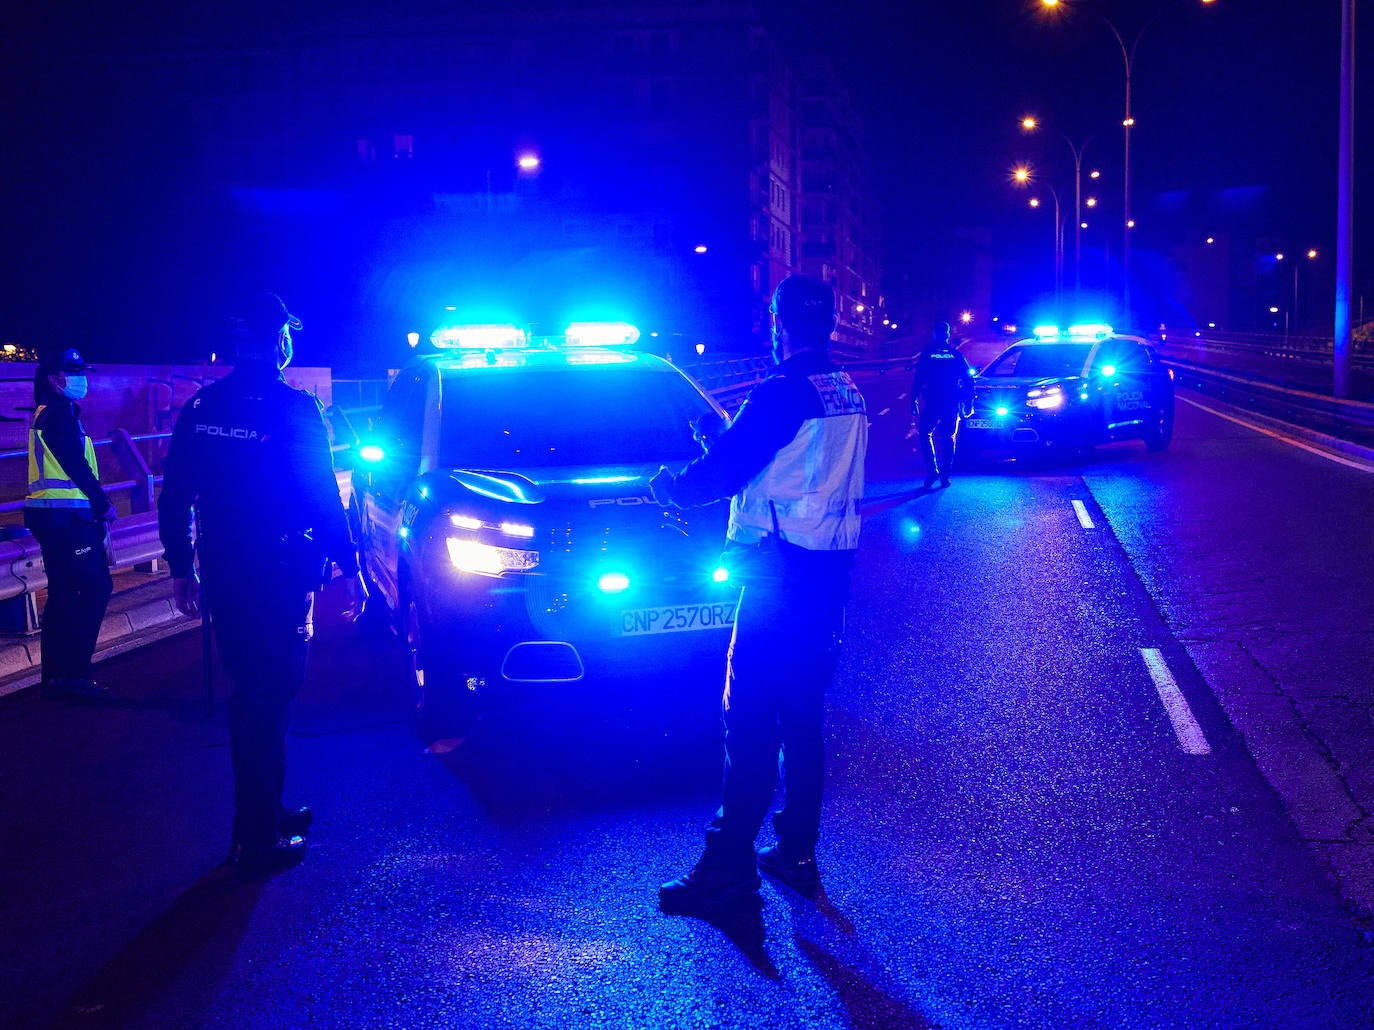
[0,570,198,698]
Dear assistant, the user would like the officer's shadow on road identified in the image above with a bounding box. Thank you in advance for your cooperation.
[859,485,940,521]
[774,882,939,1030]
[49,867,265,1029]
[679,895,780,981]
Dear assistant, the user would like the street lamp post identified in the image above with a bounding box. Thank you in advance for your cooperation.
[1018,168,1065,309]
[1040,0,1216,325]
[1021,116,1091,304]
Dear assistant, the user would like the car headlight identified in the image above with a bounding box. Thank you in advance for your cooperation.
[1026,385,1066,411]
[446,537,540,576]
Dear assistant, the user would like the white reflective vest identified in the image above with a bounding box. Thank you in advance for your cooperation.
[727,371,867,550]
[26,405,98,510]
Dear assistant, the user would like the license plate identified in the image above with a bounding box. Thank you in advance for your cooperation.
[620,602,737,636]
[963,418,996,429]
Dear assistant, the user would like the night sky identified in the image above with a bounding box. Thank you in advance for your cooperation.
[2,0,1365,365]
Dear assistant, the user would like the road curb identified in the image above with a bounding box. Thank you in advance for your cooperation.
[0,580,198,699]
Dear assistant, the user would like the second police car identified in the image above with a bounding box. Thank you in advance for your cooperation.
[959,323,1175,459]
[351,321,738,740]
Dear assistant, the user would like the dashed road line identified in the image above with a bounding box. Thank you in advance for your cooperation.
[1141,647,1211,755]
[1071,499,1095,529]
[877,406,891,416]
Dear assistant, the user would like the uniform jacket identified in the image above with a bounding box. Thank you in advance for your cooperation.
[157,360,358,582]
[910,345,975,413]
[670,349,867,553]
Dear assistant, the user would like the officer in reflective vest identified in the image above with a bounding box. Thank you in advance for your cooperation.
[650,273,868,910]
[24,347,116,700]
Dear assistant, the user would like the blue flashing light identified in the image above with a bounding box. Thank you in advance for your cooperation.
[1066,322,1113,342]
[1032,325,1061,341]
[1100,364,1117,378]
[995,406,1010,416]
[569,475,638,485]
[712,566,730,583]
[598,571,632,593]
[431,324,528,349]
[564,322,641,347]
[359,444,387,463]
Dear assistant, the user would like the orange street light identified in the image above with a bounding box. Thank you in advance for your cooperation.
[1013,166,1032,183]
[1022,115,1039,130]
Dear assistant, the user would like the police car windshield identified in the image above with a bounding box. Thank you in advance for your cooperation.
[439,366,709,468]
[980,343,1094,379]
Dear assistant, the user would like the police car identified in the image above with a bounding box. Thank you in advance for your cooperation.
[351,321,738,739]
[960,324,1175,459]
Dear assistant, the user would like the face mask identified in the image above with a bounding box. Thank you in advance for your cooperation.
[276,328,294,370]
[59,375,88,400]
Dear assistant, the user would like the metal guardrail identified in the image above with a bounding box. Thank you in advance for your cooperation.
[1165,357,1374,444]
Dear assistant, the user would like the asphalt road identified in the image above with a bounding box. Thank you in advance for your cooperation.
[2,374,1372,1029]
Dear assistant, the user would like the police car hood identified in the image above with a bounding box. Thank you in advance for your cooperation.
[426,462,725,560]
[975,373,1083,396]
[438,464,667,507]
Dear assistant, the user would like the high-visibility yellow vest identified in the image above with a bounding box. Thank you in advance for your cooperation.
[25,404,98,509]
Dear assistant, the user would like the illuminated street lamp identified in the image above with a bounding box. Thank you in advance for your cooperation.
[517,153,541,171]
[1278,247,1321,330]
[1015,167,1065,309]
[960,310,973,324]
[1040,0,1217,322]
[1021,113,1091,302]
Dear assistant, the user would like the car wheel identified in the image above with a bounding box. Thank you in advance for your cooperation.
[1144,395,1175,452]
[405,593,479,744]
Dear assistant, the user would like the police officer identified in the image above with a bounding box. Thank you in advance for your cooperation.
[25,347,116,699]
[650,273,868,910]
[158,292,365,875]
[909,321,976,487]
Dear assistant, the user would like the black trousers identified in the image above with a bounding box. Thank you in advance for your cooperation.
[25,508,113,683]
[703,574,846,869]
[917,403,962,478]
[206,565,313,852]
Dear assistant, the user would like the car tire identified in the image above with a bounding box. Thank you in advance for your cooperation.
[1144,394,1175,452]
[405,592,479,744]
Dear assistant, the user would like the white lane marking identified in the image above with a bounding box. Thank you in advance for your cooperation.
[1179,394,1374,473]
[898,392,908,400]
[1141,647,1211,755]
[878,407,891,416]
[1071,499,1095,529]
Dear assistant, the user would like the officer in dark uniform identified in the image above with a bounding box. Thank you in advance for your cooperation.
[158,292,365,875]
[650,274,868,910]
[25,347,116,699]
[909,321,976,487]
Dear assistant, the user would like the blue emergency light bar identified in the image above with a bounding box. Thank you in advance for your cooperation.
[1031,323,1114,343]
[431,324,529,349]
[1065,323,1114,341]
[563,322,641,347]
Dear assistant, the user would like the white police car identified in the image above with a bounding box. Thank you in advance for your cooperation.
[351,321,738,740]
[961,324,1175,459]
